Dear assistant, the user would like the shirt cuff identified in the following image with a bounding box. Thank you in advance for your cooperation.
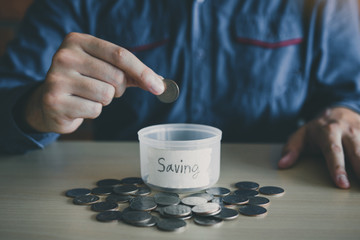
[0,84,59,154]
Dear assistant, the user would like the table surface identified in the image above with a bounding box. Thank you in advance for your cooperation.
[0,141,359,240]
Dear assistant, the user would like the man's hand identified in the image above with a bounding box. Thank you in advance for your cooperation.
[278,107,360,189]
[25,32,165,134]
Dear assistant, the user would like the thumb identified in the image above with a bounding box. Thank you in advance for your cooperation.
[278,126,306,169]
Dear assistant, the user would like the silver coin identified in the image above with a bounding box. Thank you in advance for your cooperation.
[122,211,152,224]
[248,196,270,207]
[121,207,134,215]
[181,197,208,206]
[233,189,259,197]
[192,203,221,215]
[130,196,157,211]
[65,188,91,198]
[187,192,214,201]
[96,179,122,187]
[239,205,267,216]
[222,195,249,205]
[91,186,113,196]
[194,216,223,226]
[106,194,133,203]
[96,211,122,222]
[163,205,192,217]
[73,195,100,205]
[205,187,231,197]
[121,177,144,185]
[131,216,159,227]
[113,184,138,195]
[154,192,179,199]
[154,195,180,206]
[157,207,193,220]
[259,186,285,196]
[157,218,186,232]
[211,197,223,204]
[214,208,239,220]
[131,186,151,196]
[156,79,179,103]
[235,181,259,190]
[91,201,118,212]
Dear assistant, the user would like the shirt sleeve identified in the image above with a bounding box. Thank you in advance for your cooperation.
[0,0,84,154]
[302,0,360,120]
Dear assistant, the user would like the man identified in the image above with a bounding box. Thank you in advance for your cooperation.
[0,0,359,189]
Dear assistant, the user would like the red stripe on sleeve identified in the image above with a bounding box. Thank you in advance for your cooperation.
[236,37,303,48]
[128,39,169,52]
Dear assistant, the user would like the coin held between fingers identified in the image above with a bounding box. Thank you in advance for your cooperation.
[157,79,179,103]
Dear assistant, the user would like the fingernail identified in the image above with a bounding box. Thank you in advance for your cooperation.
[336,174,350,189]
[149,75,165,95]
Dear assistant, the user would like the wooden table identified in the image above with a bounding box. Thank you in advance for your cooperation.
[0,141,359,240]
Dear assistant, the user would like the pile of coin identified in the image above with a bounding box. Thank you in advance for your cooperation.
[65,177,284,232]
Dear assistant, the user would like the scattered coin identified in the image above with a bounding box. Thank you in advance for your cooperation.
[156,79,179,104]
[113,185,138,195]
[157,218,186,232]
[192,203,221,216]
[131,186,151,196]
[106,194,133,203]
[67,177,284,232]
[211,197,225,208]
[73,195,100,205]
[233,189,259,197]
[121,177,144,185]
[65,188,91,198]
[239,205,267,217]
[205,187,231,197]
[121,207,134,215]
[214,208,239,220]
[91,186,114,195]
[163,205,192,217]
[96,211,122,222]
[248,196,270,207]
[259,186,285,196]
[222,195,249,205]
[154,195,181,206]
[131,216,159,227]
[194,216,223,226]
[154,192,179,199]
[91,201,118,212]
[96,179,122,187]
[187,192,214,201]
[235,181,259,190]
[130,196,157,211]
[122,211,152,224]
[181,197,208,206]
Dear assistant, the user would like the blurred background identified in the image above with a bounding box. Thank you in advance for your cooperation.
[0,0,93,141]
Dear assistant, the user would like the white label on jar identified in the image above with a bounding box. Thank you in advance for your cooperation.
[147,147,212,189]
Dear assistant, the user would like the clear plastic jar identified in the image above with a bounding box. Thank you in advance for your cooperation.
[138,124,222,193]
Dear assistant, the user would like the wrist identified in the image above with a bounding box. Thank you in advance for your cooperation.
[13,84,44,134]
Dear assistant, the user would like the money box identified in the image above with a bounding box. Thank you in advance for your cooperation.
[138,124,222,193]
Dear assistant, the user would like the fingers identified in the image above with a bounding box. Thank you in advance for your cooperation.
[52,47,129,98]
[66,33,165,95]
[40,89,103,134]
[318,122,350,189]
[343,127,360,179]
[70,74,116,106]
[74,51,129,98]
[278,127,306,169]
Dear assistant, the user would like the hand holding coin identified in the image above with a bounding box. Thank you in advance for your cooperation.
[157,79,180,103]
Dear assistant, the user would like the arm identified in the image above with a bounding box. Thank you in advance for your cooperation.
[0,0,164,154]
[278,0,360,188]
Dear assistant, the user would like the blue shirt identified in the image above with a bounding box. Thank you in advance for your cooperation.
[1,0,360,154]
